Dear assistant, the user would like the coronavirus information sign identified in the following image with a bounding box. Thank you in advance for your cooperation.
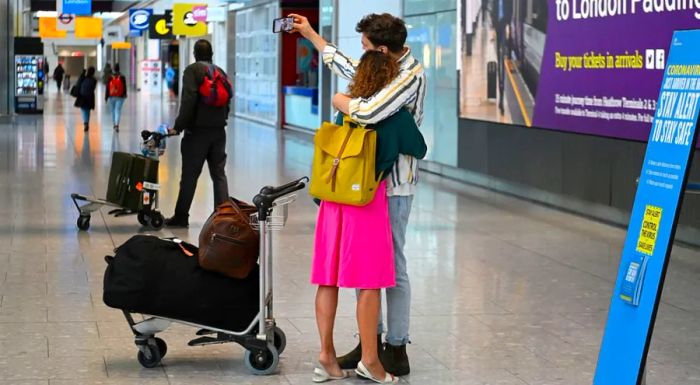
[594,29,700,385]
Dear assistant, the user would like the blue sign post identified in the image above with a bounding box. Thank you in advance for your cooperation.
[62,0,91,16]
[594,29,700,385]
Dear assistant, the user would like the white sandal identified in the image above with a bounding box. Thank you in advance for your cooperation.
[355,361,399,384]
[312,366,349,383]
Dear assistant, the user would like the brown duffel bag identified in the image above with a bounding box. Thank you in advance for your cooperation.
[198,197,259,279]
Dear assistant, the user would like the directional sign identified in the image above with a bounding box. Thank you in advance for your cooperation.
[61,0,91,16]
[56,13,75,31]
[148,14,174,40]
[130,9,153,33]
[173,3,207,37]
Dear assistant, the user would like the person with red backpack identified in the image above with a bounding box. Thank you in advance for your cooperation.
[105,63,127,132]
[165,39,233,228]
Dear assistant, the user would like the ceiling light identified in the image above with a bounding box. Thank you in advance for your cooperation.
[36,11,58,18]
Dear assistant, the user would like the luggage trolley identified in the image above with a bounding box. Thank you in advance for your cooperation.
[120,177,308,375]
[71,129,175,231]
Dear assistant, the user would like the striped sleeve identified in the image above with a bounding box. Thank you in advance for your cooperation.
[322,44,358,81]
[347,61,423,125]
[413,73,427,127]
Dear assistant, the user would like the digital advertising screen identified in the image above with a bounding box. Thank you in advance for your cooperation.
[459,0,700,141]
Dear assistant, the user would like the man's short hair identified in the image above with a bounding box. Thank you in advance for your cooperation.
[355,13,407,53]
[194,39,213,61]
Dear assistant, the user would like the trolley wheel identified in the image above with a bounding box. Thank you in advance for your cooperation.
[244,346,279,375]
[273,327,286,355]
[137,342,162,368]
[149,212,164,229]
[77,215,90,231]
[137,211,149,226]
[155,337,167,359]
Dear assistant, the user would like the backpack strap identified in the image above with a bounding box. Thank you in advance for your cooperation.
[199,61,215,79]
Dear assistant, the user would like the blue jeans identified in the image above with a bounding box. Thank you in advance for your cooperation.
[108,97,125,126]
[378,195,413,346]
[80,108,90,124]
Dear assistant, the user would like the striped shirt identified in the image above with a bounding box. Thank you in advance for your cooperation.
[322,44,427,196]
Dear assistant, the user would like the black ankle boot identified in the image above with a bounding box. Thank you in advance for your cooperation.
[337,334,382,370]
[83,123,89,132]
[380,343,410,376]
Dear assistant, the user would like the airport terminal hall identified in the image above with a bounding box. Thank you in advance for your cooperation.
[2,0,700,384]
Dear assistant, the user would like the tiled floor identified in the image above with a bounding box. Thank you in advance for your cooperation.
[0,88,699,384]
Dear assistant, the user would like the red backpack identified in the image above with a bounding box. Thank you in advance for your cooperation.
[198,64,232,107]
[108,75,124,97]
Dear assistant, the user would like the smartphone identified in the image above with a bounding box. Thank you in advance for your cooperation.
[272,17,294,33]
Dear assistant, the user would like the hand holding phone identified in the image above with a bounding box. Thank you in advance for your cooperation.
[272,17,294,33]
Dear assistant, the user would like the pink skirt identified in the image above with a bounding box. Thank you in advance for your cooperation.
[311,180,395,289]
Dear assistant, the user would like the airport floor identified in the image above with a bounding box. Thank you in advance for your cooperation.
[0,88,699,384]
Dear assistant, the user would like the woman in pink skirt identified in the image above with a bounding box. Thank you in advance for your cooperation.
[310,51,399,384]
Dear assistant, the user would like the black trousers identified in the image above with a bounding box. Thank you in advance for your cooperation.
[496,20,508,107]
[174,129,229,218]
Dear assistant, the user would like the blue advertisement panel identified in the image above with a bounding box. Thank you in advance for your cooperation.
[62,0,91,16]
[594,29,700,385]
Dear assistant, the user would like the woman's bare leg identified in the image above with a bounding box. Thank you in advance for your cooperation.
[316,285,344,376]
[358,288,391,379]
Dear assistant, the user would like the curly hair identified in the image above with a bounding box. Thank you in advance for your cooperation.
[356,13,407,53]
[348,51,399,99]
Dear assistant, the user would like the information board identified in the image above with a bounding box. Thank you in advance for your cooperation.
[594,29,700,385]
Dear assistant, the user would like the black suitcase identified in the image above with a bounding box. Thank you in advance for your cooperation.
[106,152,159,211]
[487,61,497,99]
[103,235,259,331]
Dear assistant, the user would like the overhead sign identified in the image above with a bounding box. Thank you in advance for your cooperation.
[60,0,91,16]
[39,17,67,38]
[112,42,132,50]
[594,29,700,385]
[56,13,75,31]
[129,9,153,33]
[192,5,207,22]
[173,3,207,37]
[75,17,102,39]
[149,14,174,40]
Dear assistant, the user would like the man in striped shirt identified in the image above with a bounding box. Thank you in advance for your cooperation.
[290,12,426,377]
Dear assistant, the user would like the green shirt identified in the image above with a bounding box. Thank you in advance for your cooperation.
[336,108,427,179]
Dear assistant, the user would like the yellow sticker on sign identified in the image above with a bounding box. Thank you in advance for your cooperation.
[636,205,662,256]
[173,3,207,37]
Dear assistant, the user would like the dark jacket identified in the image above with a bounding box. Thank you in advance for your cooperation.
[105,74,128,101]
[74,76,97,110]
[53,66,65,81]
[336,109,427,179]
[173,61,231,133]
[491,0,513,25]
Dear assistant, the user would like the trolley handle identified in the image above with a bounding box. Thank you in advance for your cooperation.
[140,130,179,141]
[259,176,309,195]
[252,177,308,220]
